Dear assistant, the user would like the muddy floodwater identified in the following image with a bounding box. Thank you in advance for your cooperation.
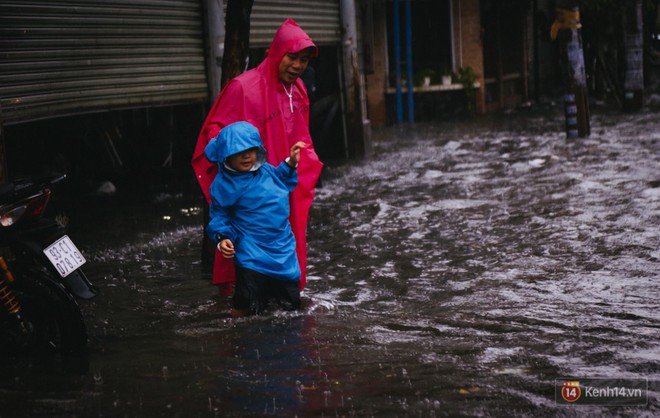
[1,108,658,417]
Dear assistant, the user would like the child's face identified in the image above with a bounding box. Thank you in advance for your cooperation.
[227,148,258,172]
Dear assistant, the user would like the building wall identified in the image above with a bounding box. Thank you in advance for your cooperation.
[365,1,388,127]
[455,0,486,114]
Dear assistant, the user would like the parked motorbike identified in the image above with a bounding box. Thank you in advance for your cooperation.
[0,174,95,354]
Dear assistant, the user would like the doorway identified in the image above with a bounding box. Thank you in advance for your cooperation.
[481,0,531,111]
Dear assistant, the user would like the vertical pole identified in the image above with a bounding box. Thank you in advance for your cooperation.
[496,6,504,108]
[404,0,414,123]
[552,0,590,138]
[533,0,540,102]
[448,0,455,69]
[623,0,644,111]
[205,0,225,99]
[393,0,403,124]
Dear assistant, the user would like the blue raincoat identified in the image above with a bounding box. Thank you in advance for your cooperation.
[205,121,300,281]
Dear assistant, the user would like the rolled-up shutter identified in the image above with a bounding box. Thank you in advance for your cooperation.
[0,0,208,125]
[246,0,341,47]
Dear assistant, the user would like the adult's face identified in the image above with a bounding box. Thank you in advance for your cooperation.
[278,48,313,85]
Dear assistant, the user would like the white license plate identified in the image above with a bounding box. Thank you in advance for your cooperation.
[43,235,87,278]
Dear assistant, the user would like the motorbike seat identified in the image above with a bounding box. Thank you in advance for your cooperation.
[0,182,15,202]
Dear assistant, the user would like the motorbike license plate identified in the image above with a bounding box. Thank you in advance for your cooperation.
[43,235,87,278]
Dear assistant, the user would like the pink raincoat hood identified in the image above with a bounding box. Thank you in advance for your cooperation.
[262,18,318,85]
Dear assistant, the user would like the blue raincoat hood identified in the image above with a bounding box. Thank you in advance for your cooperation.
[204,121,267,171]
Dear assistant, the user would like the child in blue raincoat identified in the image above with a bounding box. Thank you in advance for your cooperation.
[205,121,306,317]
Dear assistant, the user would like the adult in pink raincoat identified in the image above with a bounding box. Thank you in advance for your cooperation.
[192,19,323,294]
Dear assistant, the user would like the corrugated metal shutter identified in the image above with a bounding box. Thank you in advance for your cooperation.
[0,0,208,125]
[247,0,341,47]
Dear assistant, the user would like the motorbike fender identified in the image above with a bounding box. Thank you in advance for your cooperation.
[62,269,97,300]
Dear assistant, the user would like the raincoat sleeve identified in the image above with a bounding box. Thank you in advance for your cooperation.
[207,199,238,245]
[274,161,299,192]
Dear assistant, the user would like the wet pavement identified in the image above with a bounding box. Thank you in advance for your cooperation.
[0,105,659,417]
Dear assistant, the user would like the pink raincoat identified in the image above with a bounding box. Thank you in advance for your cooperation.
[192,19,323,291]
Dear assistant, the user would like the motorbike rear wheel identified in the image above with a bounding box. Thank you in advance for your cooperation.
[0,269,88,354]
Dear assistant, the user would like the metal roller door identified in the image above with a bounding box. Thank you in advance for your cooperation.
[0,0,208,125]
[244,0,341,47]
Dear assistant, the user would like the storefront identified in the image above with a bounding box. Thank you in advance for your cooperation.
[0,0,351,182]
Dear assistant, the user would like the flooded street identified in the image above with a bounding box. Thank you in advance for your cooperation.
[1,107,659,417]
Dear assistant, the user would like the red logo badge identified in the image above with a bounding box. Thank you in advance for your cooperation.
[561,381,582,402]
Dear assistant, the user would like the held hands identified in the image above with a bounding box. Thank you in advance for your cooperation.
[218,239,235,259]
[287,141,306,167]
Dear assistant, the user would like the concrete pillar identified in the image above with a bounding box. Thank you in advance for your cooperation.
[205,0,225,99]
[455,0,486,114]
[340,0,372,158]
[623,0,644,111]
[365,1,388,127]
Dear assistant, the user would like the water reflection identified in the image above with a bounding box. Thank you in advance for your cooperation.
[210,316,320,416]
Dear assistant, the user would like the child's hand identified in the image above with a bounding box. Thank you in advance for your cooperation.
[218,239,235,259]
[288,141,306,167]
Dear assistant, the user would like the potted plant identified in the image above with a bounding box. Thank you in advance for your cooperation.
[414,68,436,87]
[440,64,453,85]
[455,66,478,112]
